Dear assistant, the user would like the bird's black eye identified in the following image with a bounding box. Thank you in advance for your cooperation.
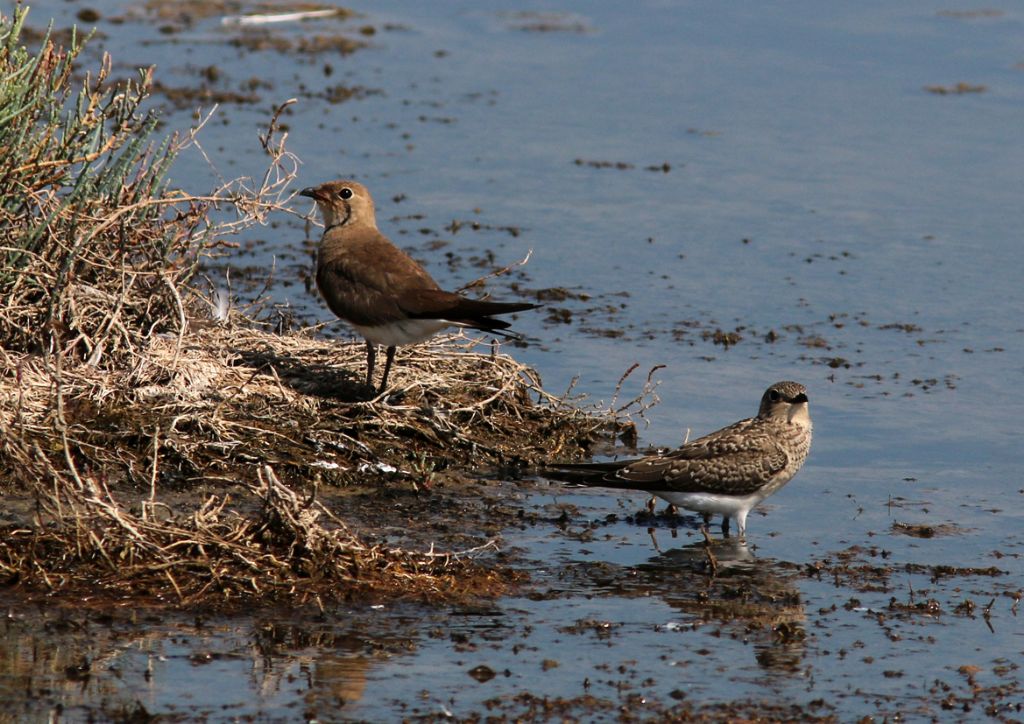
[769,389,781,402]
[339,187,353,200]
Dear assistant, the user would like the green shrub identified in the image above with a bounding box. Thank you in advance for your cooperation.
[1,5,207,365]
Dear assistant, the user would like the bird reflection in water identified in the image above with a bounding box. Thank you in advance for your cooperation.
[636,540,807,675]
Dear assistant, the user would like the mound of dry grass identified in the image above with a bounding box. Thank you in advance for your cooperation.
[2,323,620,488]
[0,7,650,607]
[0,324,637,605]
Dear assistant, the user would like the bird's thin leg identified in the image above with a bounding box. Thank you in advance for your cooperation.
[378,345,397,392]
[721,516,731,538]
[365,340,377,387]
[648,528,661,552]
[701,528,719,574]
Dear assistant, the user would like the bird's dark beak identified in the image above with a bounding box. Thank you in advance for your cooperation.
[792,393,809,404]
[299,187,319,200]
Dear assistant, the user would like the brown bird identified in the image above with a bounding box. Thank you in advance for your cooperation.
[545,381,812,540]
[300,180,539,392]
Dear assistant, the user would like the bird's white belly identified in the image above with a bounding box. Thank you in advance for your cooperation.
[655,491,764,517]
[353,319,448,347]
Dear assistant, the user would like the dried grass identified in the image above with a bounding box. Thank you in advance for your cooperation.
[0,8,652,607]
[0,321,641,605]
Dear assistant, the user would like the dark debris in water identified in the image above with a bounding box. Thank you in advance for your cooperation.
[152,80,261,108]
[807,545,1010,606]
[502,11,594,34]
[573,157,675,172]
[925,82,988,95]
[473,690,837,722]
[892,521,966,538]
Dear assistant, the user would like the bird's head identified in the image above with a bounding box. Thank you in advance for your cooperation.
[758,381,810,426]
[300,180,376,230]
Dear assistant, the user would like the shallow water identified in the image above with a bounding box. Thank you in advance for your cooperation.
[10,0,1024,719]
[3,484,1021,719]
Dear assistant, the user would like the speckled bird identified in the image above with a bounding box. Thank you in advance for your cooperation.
[546,381,812,540]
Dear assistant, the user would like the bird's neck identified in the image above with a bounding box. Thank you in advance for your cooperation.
[317,222,377,267]
[788,404,811,429]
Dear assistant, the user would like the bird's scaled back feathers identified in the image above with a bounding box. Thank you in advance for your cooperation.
[546,381,811,497]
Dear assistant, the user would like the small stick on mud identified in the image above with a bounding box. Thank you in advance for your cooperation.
[146,424,159,520]
[456,249,533,293]
[609,363,664,424]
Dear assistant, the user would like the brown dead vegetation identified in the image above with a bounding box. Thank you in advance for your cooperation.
[0,323,635,607]
[0,9,646,608]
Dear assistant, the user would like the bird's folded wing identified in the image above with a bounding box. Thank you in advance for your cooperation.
[316,260,415,326]
[400,289,536,326]
[400,288,484,317]
[318,249,534,329]
[616,433,790,496]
